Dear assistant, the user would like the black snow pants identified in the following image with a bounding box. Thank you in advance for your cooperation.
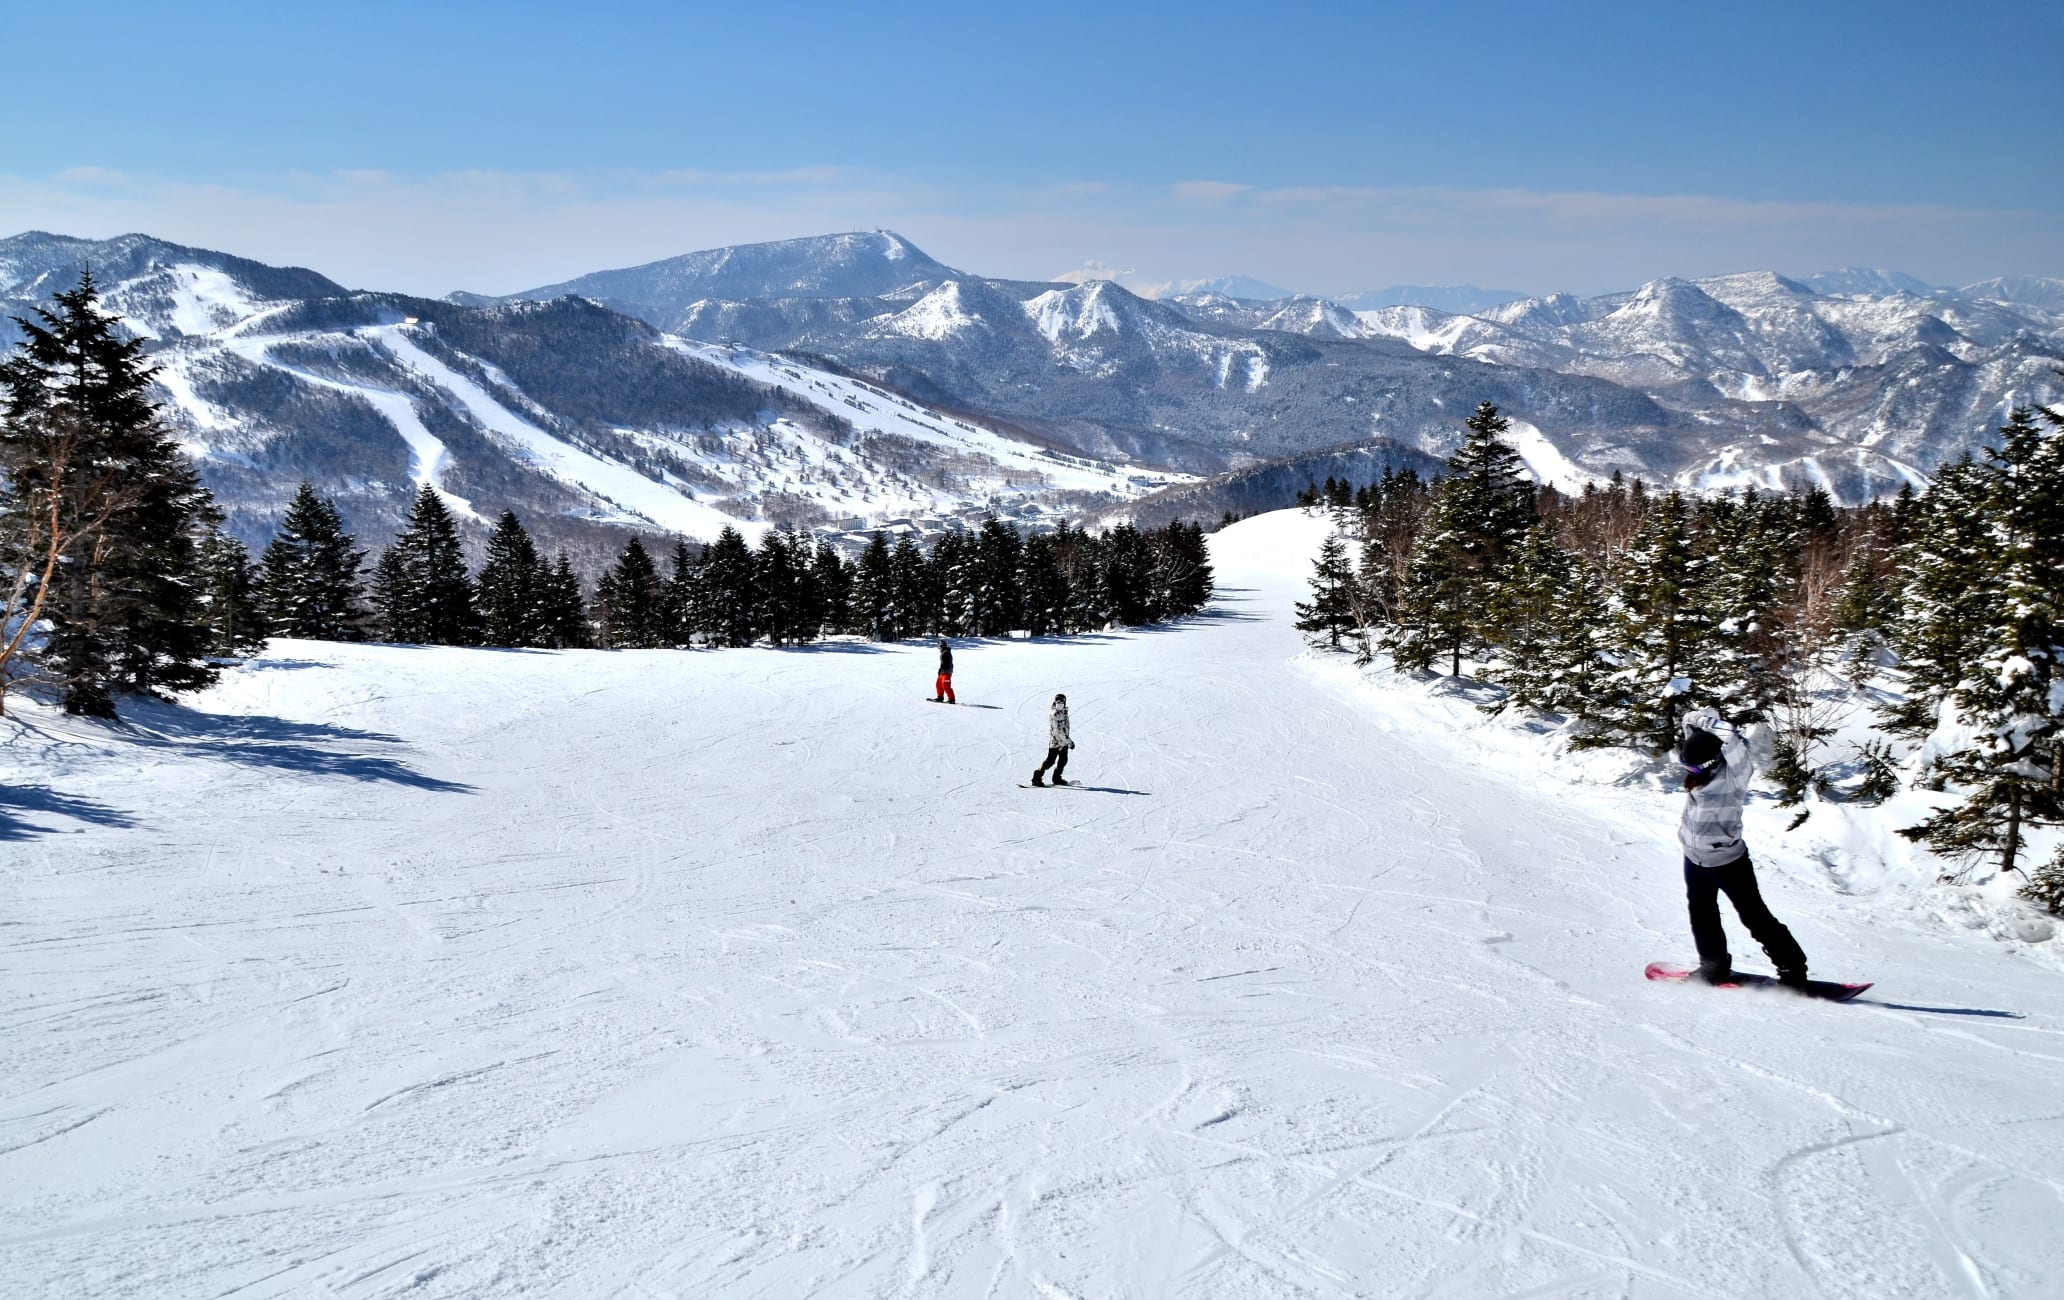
[1035,746,1069,781]
[1684,854,1807,980]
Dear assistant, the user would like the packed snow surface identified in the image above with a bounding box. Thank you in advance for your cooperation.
[4,510,2062,1296]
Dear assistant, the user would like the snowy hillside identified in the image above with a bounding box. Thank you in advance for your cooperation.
[4,510,2059,1296]
[1,233,1177,555]
[1354,271,2064,498]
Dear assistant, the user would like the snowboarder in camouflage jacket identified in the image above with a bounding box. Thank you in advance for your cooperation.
[1032,694,1073,786]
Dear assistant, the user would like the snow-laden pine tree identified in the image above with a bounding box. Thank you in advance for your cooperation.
[542,554,591,648]
[754,530,804,646]
[1581,489,1708,750]
[1485,524,1606,718]
[1387,402,1535,675]
[477,511,546,648]
[972,516,1023,637]
[930,530,973,637]
[1901,407,2064,877]
[1100,523,1157,626]
[810,540,850,638]
[888,533,930,641]
[701,526,758,647]
[1884,456,1996,737]
[850,532,893,639]
[197,525,267,658]
[596,536,664,649]
[1295,533,1359,650]
[375,486,478,645]
[0,271,220,714]
[259,483,368,641]
[1018,531,1067,637]
[662,542,698,645]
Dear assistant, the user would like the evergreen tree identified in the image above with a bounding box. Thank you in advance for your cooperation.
[851,531,894,639]
[197,526,267,658]
[1100,523,1156,626]
[596,536,665,648]
[888,532,931,640]
[1388,402,1535,675]
[1901,408,2064,876]
[476,511,547,648]
[701,526,758,647]
[0,271,219,714]
[810,540,850,639]
[1583,489,1709,750]
[971,516,1024,636]
[1486,525,1606,717]
[542,554,592,648]
[754,530,805,646]
[375,485,478,645]
[1884,457,1996,737]
[259,483,368,641]
[931,530,973,636]
[1018,531,1067,637]
[1295,533,1359,649]
[662,541,700,645]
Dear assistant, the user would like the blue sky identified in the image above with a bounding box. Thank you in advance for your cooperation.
[3,0,2059,296]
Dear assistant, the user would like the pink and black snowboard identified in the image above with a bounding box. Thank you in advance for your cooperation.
[1646,962,1871,1003]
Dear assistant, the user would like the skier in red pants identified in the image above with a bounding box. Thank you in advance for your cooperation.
[933,638,956,704]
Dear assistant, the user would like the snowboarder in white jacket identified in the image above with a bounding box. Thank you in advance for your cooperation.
[1031,694,1073,786]
[1678,706,1809,986]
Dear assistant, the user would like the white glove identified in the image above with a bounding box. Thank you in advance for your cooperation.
[1683,707,1722,735]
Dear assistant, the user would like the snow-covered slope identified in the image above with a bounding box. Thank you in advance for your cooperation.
[2,234,1175,554]
[486,230,957,332]
[4,510,2059,1296]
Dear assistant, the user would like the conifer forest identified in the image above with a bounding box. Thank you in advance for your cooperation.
[1298,399,2064,912]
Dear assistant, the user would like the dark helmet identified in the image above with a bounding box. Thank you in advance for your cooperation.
[1679,727,1723,785]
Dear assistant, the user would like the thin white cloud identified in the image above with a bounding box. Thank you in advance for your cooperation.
[1171,180,1253,202]
[0,167,2055,300]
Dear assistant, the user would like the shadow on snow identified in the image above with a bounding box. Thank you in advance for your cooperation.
[0,784,138,842]
[115,700,474,794]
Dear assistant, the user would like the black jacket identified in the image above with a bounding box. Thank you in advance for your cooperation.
[938,644,953,674]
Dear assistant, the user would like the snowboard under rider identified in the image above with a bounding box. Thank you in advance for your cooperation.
[1031,693,1074,786]
[933,639,956,704]
[1678,706,1809,987]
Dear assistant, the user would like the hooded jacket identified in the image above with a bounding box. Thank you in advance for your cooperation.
[1679,707,1752,867]
[1048,698,1073,750]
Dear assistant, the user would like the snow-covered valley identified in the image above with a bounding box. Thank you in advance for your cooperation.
[3,511,2061,1297]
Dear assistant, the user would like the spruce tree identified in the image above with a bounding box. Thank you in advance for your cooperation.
[754,530,804,646]
[477,511,546,648]
[1100,523,1156,626]
[662,542,700,645]
[1,271,220,714]
[888,532,931,640]
[971,516,1025,636]
[851,531,894,639]
[1295,533,1359,649]
[1586,489,1708,750]
[259,483,368,641]
[1884,457,1996,737]
[197,526,267,658]
[1388,402,1535,675]
[810,540,850,639]
[1901,408,2064,877]
[596,536,664,649]
[702,526,758,647]
[542,554,592,648]
[931,530,973,636]
[376,485,478,645]
[1018,531,1067,637]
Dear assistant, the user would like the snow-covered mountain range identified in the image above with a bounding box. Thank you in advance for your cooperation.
[1,232,1180,557]
[6,227,2061,559]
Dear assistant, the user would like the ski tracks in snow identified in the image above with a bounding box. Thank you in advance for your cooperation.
[3,511,2062,1295]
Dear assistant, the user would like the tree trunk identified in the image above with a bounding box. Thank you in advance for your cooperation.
[2003,782,2023,876]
